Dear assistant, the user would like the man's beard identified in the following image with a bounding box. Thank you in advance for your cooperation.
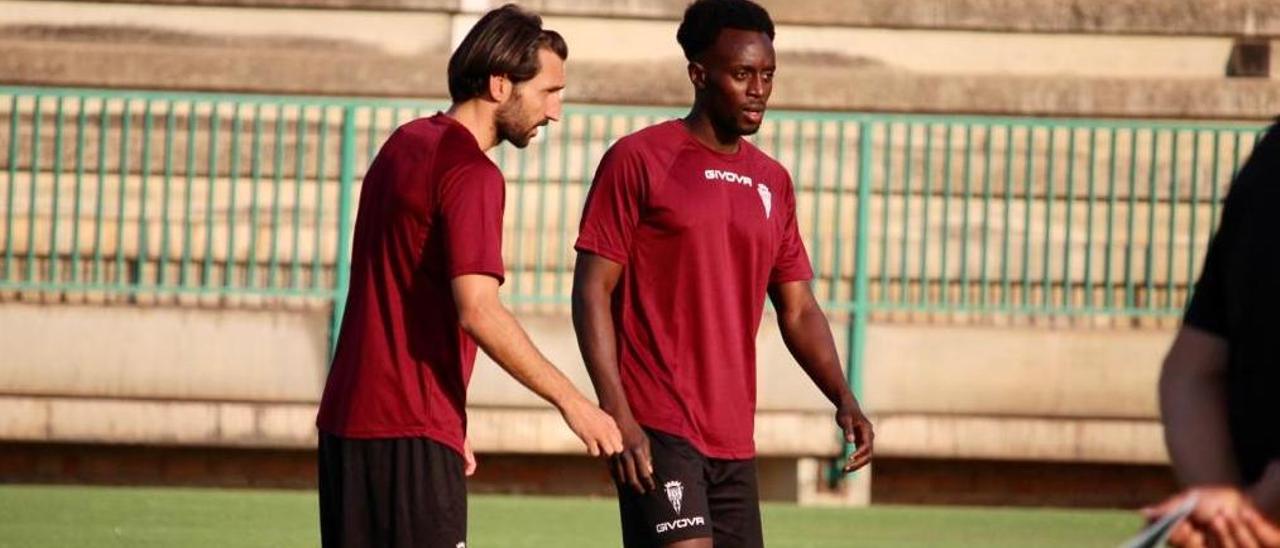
[495,94,543,149]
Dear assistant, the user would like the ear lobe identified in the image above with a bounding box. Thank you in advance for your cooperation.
[487,74,511,102]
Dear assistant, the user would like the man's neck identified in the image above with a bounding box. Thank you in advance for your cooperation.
[682,108,740,154]
[445,101,499,151]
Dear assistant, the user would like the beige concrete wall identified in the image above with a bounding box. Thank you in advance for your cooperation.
[0,299,1178,464]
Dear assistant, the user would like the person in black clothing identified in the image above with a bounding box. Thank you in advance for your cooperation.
[1143,121,1280,547]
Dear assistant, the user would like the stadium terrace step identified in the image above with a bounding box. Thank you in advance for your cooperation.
[4,1,1280,118]
[53,0,1280,36]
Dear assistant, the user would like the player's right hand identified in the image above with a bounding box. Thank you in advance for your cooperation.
[560,396,624,458]
[611,416,656,494]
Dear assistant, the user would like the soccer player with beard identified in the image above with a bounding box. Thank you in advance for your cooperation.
[572,1,874,546]
[315,5,622,547]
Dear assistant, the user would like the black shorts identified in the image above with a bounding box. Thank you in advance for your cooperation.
[616,429,763,548]
[318,432,467,548]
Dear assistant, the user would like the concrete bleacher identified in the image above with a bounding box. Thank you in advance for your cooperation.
[2,0,1277,505]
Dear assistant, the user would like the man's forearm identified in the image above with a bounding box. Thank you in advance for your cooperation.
[777,304,854,407]
[460,301,583,409]
[1159,328,1239,486]
[571,287,634,419]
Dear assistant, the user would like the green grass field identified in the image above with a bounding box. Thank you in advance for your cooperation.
[0,485,1141,547]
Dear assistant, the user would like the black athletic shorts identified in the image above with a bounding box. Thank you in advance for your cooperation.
[615,428,763,548]
[318,432,467,548]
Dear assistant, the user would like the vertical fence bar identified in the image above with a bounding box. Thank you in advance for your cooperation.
[114,99,129,290]
[1186,130,1201,300]
[1083,128,1098,310]
[92,100,109,284]
[71,96,87,283]
[1000,125,1015,309]
[291,106,307,289]
[269,103,286,290]
[331,105,357,356]
[510,143,528,301]
[226,103,243,290]
[204,102,220,288]
[247,103,264,289]
[918,124,933,308]
[829,122,848,304]
[877,122,893,303]
[979,124,995,307]
[49,97,66,284]
[898,124,914,306]
[1124,128,1140,311]
[312,107,329,292]
[1061,127,1077,312]
[839,120,873,482]
[158,100,176,287]
[1103,127,1119,310]
[555,113,573,301]
[533,120,551,302]
[811,122,826,292]
[3,94,18,281]
[1040,128,1056,309]
[939,124,955,307]
[1144,130,1159,310]
[958,124,974,307]
[134,99,154,291]
[1020,126,1034,310]
[1165,130,1180,309]
[180,100,197,287]
[26,97,43,284]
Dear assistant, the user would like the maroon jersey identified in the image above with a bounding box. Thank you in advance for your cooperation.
[317,114,505,456]
[576,120,813,458]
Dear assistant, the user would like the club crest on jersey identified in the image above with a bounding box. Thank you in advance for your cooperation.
[664,481,684,514]
[757,183,772,219]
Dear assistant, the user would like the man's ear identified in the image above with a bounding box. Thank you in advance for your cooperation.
[687,62,707,91]
[487,74,512,103]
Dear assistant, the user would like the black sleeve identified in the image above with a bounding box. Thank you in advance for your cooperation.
[1183,123,1280,336]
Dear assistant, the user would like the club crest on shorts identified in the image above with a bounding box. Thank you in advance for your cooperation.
[757,183,772,219]
[664,480,684,514]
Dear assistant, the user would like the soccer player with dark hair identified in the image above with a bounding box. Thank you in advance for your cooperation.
[315,5,622,547]
[572,1,874,546]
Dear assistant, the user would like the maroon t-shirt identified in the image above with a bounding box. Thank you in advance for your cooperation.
[316,114,505,456]
[575,120,813,459]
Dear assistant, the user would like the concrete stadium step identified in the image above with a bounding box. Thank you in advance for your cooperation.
[13,0,1280,40]
[3,2,1279,118]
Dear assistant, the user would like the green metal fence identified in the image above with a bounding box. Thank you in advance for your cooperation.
[0,86,1268,403]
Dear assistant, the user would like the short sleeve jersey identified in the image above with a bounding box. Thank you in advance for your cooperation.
[1183,121,1280,484]
[316,114,505,456]
[575,120,813,459]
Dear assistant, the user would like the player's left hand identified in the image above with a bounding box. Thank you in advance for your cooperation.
[835,398,874,474]
[463,438,477,477]
[1146,486,1254,545]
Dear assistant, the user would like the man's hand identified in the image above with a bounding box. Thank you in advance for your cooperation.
[610,415,656,494]
[559,396,624,458]
[1141,486,1249,545]
[836,398,874,474]
[463,438,477,477]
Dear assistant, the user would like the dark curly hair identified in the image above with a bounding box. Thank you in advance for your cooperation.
[676,0,775,62]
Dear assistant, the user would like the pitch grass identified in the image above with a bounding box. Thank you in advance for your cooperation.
[0,484,1141,547]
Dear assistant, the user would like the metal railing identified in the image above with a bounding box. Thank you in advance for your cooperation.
[0,86,1268,403]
